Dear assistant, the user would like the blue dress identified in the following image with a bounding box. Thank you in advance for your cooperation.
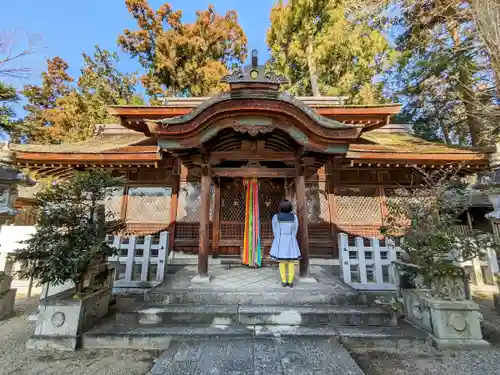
[269,213,301,261]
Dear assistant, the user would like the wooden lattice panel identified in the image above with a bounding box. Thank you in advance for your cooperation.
[221,180,245,221]
[104,187,124,220]
[334,187,382,223]
[126,187,171,223]
[259,180,285,221]
[220,223,244,239]
[307,222,331,241]
[176,181,214,222]
[175,222,213,241]
[306,181,330,222]
[261,222,274,240]
[337,224,383,240]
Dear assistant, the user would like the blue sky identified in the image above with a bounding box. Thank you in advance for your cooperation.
[1,0,276,111]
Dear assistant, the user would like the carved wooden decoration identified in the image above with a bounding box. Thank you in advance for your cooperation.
[233,124,276,137]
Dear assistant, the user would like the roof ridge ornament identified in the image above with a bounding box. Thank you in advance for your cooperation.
[220,49,289,88]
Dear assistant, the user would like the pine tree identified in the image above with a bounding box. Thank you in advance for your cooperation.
[118,0,248,100]
[267,0,394,103]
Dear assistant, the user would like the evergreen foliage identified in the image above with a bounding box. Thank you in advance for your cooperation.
[11,170,125,297]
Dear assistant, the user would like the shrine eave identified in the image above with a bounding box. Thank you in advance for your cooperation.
[345,150,490,167]
[108,102,400,130]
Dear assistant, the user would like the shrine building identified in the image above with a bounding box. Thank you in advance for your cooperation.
[9,55,491,279]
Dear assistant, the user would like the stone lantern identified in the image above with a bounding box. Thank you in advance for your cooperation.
[485,143,500,311]
[0,141,35,225]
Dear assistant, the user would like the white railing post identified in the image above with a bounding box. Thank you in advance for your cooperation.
[355,237,367,285]
[141,235,152,282]
[371,238,383,286]
[338,233,350,284]
[124,236,136,282]
[157,232,169,282]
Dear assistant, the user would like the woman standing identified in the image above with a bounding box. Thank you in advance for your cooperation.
[270,200,301,287]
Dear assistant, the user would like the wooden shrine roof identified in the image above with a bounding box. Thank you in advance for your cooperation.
[11,130,162,167]
[9,125,491,169]
[348,132,490,166]
[11,133,150,154]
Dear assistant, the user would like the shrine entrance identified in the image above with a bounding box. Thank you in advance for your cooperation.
[218,177,296,259]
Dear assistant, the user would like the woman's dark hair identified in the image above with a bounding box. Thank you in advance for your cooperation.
[279,199,293,213]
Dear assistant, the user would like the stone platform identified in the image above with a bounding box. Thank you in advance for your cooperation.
[83,265,430,353]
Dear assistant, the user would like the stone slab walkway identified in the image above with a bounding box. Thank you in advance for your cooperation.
[148,337,365,375]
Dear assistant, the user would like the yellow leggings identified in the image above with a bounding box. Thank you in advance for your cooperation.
[279,261,297,284]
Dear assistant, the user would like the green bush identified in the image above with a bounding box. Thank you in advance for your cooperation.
[12,169,125,297]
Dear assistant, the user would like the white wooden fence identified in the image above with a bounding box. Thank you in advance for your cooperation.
[106,232,169,289]
[338,233,403,291]
[0,225,169,295]
[338,232,500,294]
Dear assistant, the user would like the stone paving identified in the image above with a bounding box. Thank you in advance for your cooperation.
[157,264,354,292]
[148,337,365,375]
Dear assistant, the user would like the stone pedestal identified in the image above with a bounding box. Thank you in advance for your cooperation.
[493,294,500,313]
[0,274,16,320]
[27,286,113,351]
[403,290,489,349]
[0,288,16,320]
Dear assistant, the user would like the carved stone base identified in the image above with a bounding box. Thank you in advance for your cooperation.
[0,288,16,320]
[0,274,12,295]
[191,275,212,284]
[28,286,112,351]
[494,294,500,313]
[298,277,318,284]
[403,289,488,349]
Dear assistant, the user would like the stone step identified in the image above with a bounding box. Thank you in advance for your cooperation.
[145,289,365,306]
[82,321,429,352]
[116,304,394,327]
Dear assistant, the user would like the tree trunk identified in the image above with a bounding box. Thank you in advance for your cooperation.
[449,25,483,145]
[306,38,320,97]
[441,123,451,144]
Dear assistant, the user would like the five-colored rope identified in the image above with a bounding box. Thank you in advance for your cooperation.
[242,178,262,267]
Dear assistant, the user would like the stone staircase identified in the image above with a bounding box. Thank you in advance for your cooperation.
[82,265,430,353]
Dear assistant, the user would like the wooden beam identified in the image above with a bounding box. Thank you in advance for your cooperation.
[198,165,211,277]
[209,151,296,163]
[213,167,296,178]
[169,174,180,251]
[295,163,310,277]
[211,181,221,258]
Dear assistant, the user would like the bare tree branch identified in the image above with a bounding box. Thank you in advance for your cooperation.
[0,30,41,79]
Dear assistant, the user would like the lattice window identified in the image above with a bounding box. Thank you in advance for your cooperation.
[176,181,214,222]
[104,187,124,220]
[221,180,245,221]
[334,187,382,223]
[307,222,332,241]
[259,180,285,222]
[126,186,171,223]
[306,181,330,222]
[220,223,244,239]
[175,222,213,241]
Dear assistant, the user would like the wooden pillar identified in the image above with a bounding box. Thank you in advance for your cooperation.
[295,163,310,277]
[198,165,211,277]
[211,180,221,258]
[168,173,180,251]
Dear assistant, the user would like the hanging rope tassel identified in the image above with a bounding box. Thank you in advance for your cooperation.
[242,179,251,265]
[242,178,262,267]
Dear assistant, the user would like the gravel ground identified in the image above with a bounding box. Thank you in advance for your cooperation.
[351,296,500,375]
[0,297,154,375]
